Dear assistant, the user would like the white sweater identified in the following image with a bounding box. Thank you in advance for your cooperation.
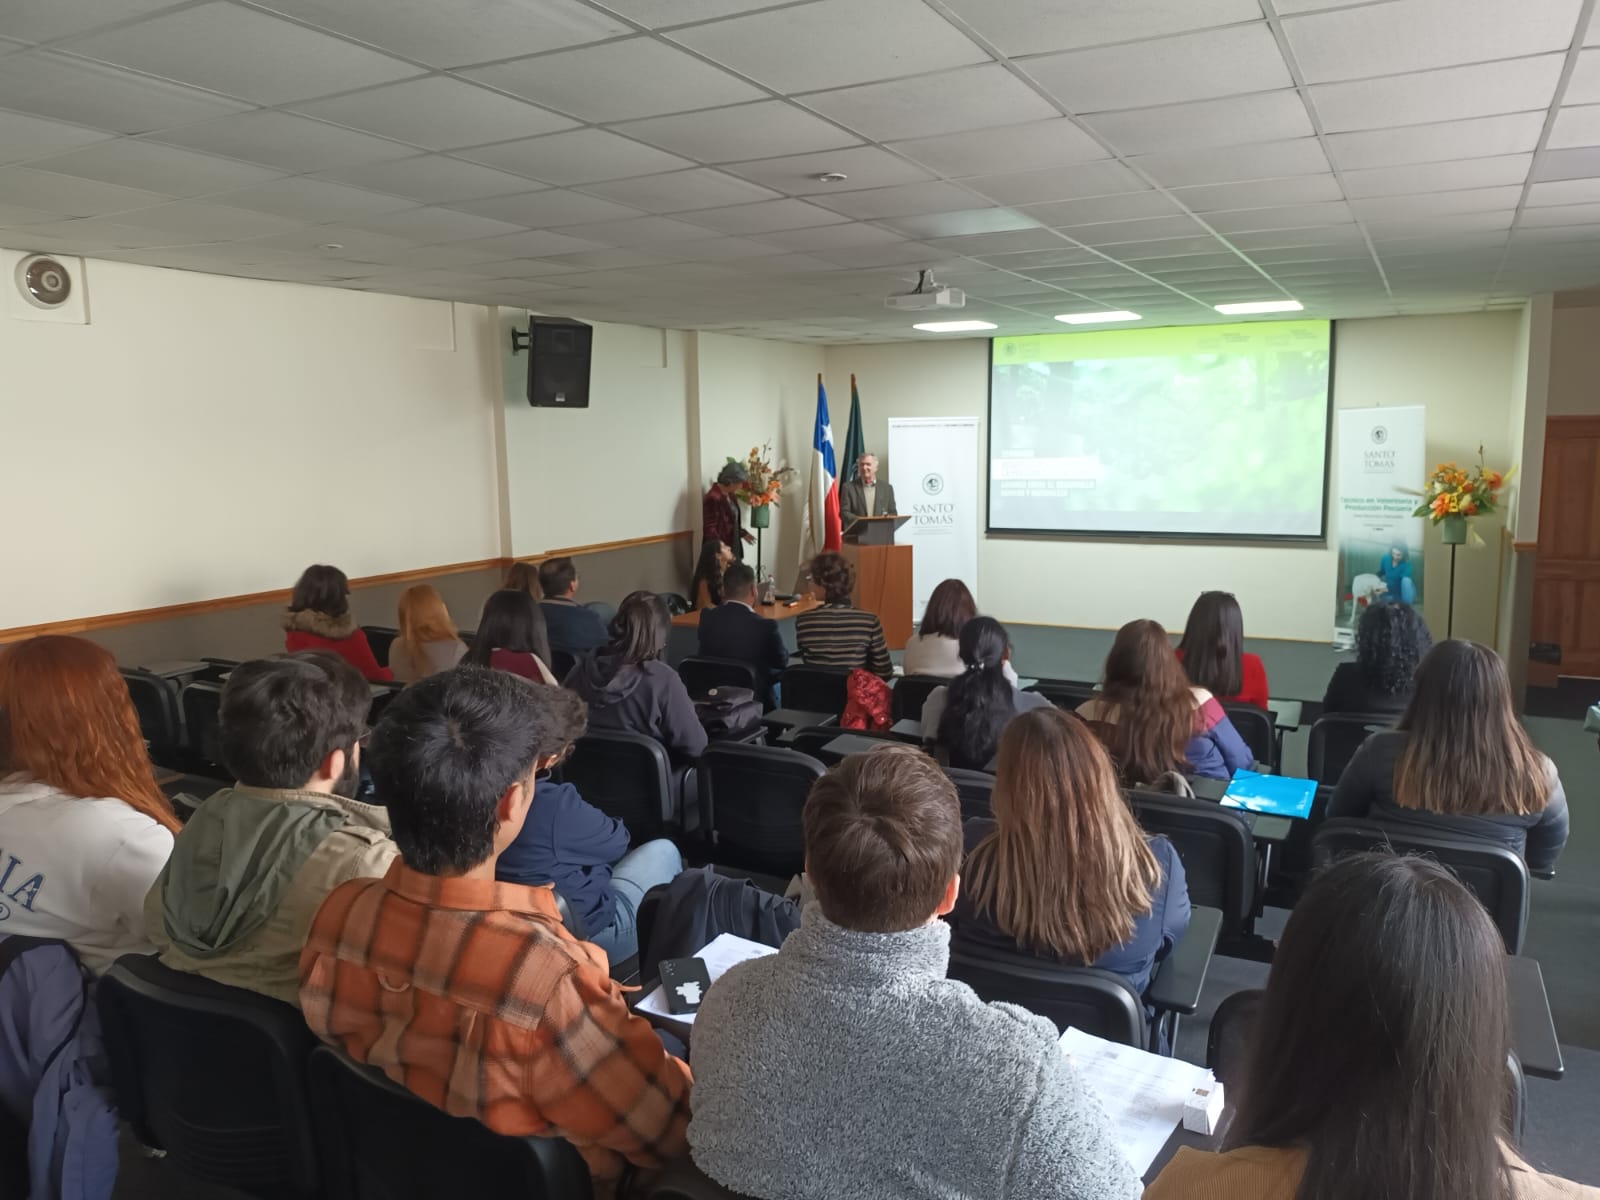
[0,774,174,974]
[903,633,1021,684]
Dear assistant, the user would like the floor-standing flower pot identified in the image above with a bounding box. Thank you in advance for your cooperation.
[1440,514,1468,545]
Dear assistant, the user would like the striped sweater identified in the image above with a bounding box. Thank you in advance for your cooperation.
[794,605,893,679]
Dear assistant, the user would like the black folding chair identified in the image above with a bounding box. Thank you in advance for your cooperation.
[947,937,1145,1047]
[646,1158,755,1199]
[698,743,825,878]
[122,668,184,766]
[780,665,852,715]
[359,626,399,669]
[893,675,948,722]
[1220,702,1276,769]
[946,768,997,821]
[1312,818,1530,953]
[1129,790,1258,943]
[559,730,676,843]
[549,648,577,682]
[179,681,227,776]
[679,656,760,700]
[1306,713,1392,785]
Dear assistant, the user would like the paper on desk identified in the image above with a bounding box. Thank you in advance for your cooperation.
[1059,1026,1214,1175]
[635,932,777,1025]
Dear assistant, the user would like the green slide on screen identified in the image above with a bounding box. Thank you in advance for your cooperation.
[988,319,1333,540]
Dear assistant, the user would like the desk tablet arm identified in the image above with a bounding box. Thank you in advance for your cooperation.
[1144,906,1222,1054]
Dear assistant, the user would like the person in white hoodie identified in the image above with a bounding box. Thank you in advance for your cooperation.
[0,636,179,974]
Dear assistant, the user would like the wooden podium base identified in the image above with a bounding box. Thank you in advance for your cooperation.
[843,542,913,650]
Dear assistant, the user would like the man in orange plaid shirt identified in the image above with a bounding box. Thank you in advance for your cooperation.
[299,666,692,1193]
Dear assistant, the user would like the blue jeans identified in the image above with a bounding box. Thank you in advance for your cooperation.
[588,839,683,963]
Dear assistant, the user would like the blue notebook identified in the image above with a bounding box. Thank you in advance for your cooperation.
[1221,769,1317,820]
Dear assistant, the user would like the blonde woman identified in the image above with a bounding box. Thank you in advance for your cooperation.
[954,706,1190,999]
[389,584,468,683]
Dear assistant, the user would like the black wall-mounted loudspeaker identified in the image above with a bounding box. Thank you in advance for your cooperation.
[511,315,593,408]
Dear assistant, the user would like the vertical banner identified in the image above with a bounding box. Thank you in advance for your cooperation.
[888,417,981,620]
[1333,405,1426,647]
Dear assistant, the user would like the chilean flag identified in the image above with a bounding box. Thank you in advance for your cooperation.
[806,374,842,555]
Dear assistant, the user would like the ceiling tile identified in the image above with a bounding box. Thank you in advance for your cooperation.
[463,38,763,124]
[886,119,1108,179]
[579,0,798,27]
[720,145,934,193]
[1206,201,1354,232]
[1324,112,1546,171]
[1173,174,1345,212]
[318,154,539,203]
[653,236,786,260]
[579,168,780,213]
[1283,0,1582,84]
[1308,57,1564,133]
[0,109,113,166]
[294,77,575,151]
[1527,178,1600,205]
[756,223,906,251]
[1351,186,1525,218]
[807,180,984,219]
[1021,191,1182,226]
[1341,154,1532,198]
[352,206,527,243]
[1533,147,1600,181]
[112,200,308,241]
[1130,138,1331,187]
[1066,214,1211,245]
[554,215,721,245]
[0,166,170,216]
[59,3,421,105]
[937,0,1260,57]
[1026,23,1291,113]
[1518,202,1600,226]
[0,200,56,225]
[615,101,859,162]
[671,0,987,93]
[27,139,281,196]
[0,51,250,134]
[7,217,198,249]
[813,241,945,267]
[446,189,645,226]
[1568,48,1600,105]
[462,129,696,184]
[195,176,420,223]
[1551,105,1600,149]
[928,228,1083,255]
[673,197,850,234]
[802,64,1059,142]
[449,229,608,258]
[536,248,675,269]
[0,0,186,44]
[1084,90,1314,156]
[234,226,417,259]
[1228,224,1368,248]
[882,209,1042,238]
[150,111,417,173]
[257,0,629,66]
[370,242,516,268]
[962,160,1144,205]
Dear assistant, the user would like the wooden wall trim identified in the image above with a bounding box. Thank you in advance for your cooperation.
[0,531,692,644]
[1513,540,1538,552]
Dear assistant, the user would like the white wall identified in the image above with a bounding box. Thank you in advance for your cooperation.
[1,254,503,630]
[826,312,1526,644]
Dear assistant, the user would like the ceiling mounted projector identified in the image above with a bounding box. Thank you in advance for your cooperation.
[885,268,965,312]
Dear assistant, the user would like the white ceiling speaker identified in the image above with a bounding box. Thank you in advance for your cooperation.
[4,251,88,324]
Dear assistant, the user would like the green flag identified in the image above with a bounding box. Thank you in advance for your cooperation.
[842,374,866,484]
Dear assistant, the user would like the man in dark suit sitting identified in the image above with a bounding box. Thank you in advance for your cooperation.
[697,563,788,707]
[840,453,898,531]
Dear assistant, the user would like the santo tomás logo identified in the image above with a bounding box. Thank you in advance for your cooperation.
[1371,426,1388,445]
[922,472,945,496]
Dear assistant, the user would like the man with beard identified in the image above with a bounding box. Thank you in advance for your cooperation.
[145,652,396,1006]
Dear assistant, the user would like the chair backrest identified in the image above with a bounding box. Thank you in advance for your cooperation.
[780,664,852,715]
[646,1158,756,1199]
[784,726,847,760]
[945,767,997,821]
[679,656,759,700]
[559,730,675,842]
[1024,678,1099,710]
[700,743,826,877]
[1128,790,1257,934]
[97,954,320,1199]
[307,1046,591,1200]
[122,668,183,762]
[1311,818,1530,953]
[893,674,948,722]
[359,625,399,669]
[366,681,406,726]
[946,937,1145,1045]
[1306,714,1392,785]
[1220,702,1275,767]
[549,648,578,683]
[179,681,227,775]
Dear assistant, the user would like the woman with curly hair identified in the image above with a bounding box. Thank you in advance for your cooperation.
[794,552,893,680]
[1323,601,1432,716]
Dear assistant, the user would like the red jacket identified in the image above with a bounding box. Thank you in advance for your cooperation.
[1176,648,1270,709]
[282,613,392,682]
[702,484,744,553]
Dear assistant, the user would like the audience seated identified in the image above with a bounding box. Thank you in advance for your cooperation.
[282,564,392,682]
[465,589,558,685]
[690,538,733,611]
[538,556,609,660]
[1078,620,1253,782]
[1145,853,1598,1200]
[387,583,467,684]
[502,560,539,597]
[902,578,1020,683]
[688,746,1140,1200]
[1329,640,1568,873]
[1322,601,1432,716]
[566,592,708,762]
[298,666,692,1193]
[696,562,788,705]
[921,617,1051,769]
[0,636,180,973]
[953,708,1190,1004]
[494,683,682,962]
[147,653,397,1006]
[1177,590,1269,709]
[793,552,893,681]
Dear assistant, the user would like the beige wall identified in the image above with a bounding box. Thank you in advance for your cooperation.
[1547,304,1600,418]
[826,312,1527,644]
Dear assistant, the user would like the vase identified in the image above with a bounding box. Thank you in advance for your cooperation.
[1440,514,1468,545]
[750,504,771,529]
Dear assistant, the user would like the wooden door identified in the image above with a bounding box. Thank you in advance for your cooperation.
[1531,416,1600,677]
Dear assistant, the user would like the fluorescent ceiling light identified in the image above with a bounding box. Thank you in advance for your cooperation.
[1054,310,1141,325]
[912,320,997,332]
[1213,300,1304,315]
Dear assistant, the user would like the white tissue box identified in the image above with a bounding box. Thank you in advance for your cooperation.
[1182,1081,1225,1135]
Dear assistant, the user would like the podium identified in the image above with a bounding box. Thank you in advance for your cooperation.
[842,516,913,650]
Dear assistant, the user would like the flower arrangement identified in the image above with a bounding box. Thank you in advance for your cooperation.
[727,443,796,510]
[1410,448,1514,546]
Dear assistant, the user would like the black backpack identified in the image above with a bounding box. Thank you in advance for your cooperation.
[695,685,762,739]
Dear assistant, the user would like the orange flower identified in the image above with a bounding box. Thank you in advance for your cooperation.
[1463,499,1478,515]
[1431,494,1450,516]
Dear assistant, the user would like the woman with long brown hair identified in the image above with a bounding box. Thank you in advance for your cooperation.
[1329,640,1567,871]
[903,578,1023,681]
[955,707,1190,999]
[1078,619,1253,782]
[389,584,467,683]
[282,563,392,682]
[0,636,179,972]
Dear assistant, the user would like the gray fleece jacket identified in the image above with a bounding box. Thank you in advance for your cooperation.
[687,907,1141,1200]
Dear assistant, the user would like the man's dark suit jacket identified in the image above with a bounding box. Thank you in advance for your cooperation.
[697,601,789,703]
[840,479,898,530]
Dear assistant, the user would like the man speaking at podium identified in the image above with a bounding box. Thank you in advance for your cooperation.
[840,453,898,529]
